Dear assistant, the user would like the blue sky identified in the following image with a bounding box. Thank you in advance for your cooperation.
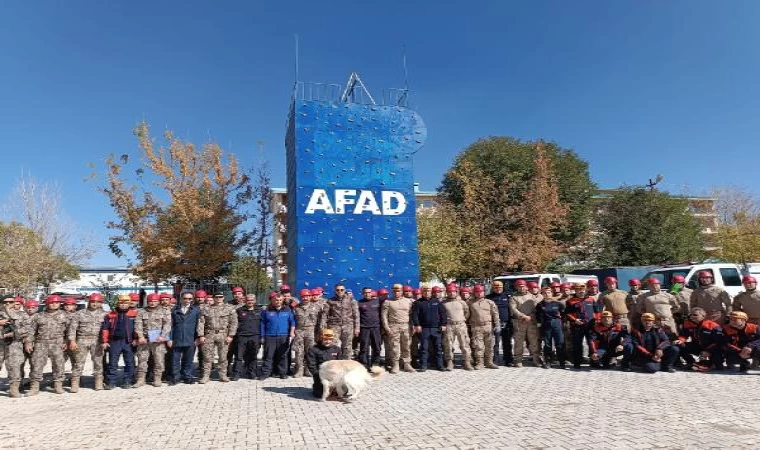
[1,1,759,266]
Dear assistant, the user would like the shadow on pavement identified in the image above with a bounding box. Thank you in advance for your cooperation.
[261,386,315,400]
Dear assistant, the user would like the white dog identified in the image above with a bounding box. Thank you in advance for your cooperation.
[318,360,385,402]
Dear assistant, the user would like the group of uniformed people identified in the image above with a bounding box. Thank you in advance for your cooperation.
[3,270,759,398]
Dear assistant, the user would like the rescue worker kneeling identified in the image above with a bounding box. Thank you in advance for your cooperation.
[622,313,679,373]
[587,311,628,369]
[672,307,724,371]
[306,328,342,398]
[723,311,760,372]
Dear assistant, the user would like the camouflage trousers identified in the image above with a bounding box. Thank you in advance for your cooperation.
[470,324,495,364]
[387,323,412,364]
[136,342,166,375]
[328,325,355,360]
[443,322,470,364]
[31,340,65,382]
[513,319,540,360]
[292,327,315,370]
[72,338,104,377]
[202,333,229,377]
[0,342,6,372]
[5,341,26,383]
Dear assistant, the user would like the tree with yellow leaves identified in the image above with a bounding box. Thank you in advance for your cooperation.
[101,122,254,284]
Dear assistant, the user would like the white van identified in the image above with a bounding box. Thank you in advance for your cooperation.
[491,273,597,293]
[640,263,744,298]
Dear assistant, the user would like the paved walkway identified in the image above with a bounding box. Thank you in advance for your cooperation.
[1,364,759,449]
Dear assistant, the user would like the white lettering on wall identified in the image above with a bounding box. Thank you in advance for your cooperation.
[304,189,407,215]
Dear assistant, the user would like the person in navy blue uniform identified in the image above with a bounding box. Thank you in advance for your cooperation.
[358,287,382,370]
[259,292,295,380]
[535,291,566,369]
[672,307,724,371]
[587,311,629,369]
[232,294,262,380]
[624,313,679,373]
[486,280,513,366]
[412,286,448,371]
[101,295,138,389]
[307,328,342,399]
[722,311,760,372]
[564,283,599,369]
[169,292,201,384]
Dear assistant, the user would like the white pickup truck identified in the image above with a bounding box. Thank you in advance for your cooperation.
[491,273,598,292]
[640,263,744,297]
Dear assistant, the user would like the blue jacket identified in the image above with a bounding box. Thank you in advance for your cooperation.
[260,306,295,337]
[411,297,447,328]
[171,305,201,347]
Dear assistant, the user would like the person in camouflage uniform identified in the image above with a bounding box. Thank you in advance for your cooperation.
[25,295,70,395]
[292,289,320,377]
[2,296,29,398]
[134,293,171,388]
[197,293,238,383]
[690,271,732,323]
[62,297,78,377]
[442,284,471,371]
[324,283,360,360]
[640,278,680,337]
[468,285,500,369]
[510,280,542,367]
[381,284,415,374]
[68,292,108,392]
[626,278,645,330]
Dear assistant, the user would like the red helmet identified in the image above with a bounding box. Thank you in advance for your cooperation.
[446,284,458,293]
[14,296,24,304]
[315,287,324,294]
[309,288,321,296]
[648,278,661,285]
[232,287,244,293]
[431,286,442,293]
[377,288,389,296]
[25,300,39,308]
[280,284,291,293]
[159,292,171,299]
[628,278,641,286]
[672,275,686,283]
[514,280,527,287]
[45,295,62,305]
[370,290,377,297]
[89,293,104,303]
[473,285,485,293]
[526,281,539,288]
[63,297,77,305]
[586,279,599,287]
[268,291,279,299]
[559,282,571,289]
[549,282,561,288]
[299,289,311,297]
[604,276,617,285]
[459,286,471,294]
[412,288,421,295]
[170,298,177,304]
[195,290,207,298]
[698,271,713,279]
[742,275,757,284]
[402,285,413,292]
[147,293,161,302]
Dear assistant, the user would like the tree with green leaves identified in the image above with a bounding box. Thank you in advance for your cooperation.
[417,201,464,282]
[440,137,595,247]
[226,255,270,295]
[595,186,705,266]
[99,122,254,284]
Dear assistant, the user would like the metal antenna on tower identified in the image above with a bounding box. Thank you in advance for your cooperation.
[294,34,300,82]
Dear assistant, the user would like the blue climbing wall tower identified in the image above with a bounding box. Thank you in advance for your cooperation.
[285,75,427,295]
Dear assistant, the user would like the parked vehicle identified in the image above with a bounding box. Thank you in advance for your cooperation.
[570,267,655,290]
[640,263,744,297]
[492,272,597,293]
